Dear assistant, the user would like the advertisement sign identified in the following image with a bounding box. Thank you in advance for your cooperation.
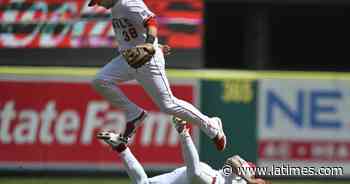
[0,0,202,49]
[200,79,257,169]
[0,76,199,171]
[258,79,350,176]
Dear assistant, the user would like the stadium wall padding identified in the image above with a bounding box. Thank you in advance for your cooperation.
[199,79,257,169]
[1,67,350,177]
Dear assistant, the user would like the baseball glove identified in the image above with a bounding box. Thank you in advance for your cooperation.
[122,44,155,69]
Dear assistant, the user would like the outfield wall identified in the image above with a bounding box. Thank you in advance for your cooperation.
[0,71,200,172]
[0,67,349,177]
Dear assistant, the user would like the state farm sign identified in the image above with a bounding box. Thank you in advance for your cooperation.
[0,78,199,171]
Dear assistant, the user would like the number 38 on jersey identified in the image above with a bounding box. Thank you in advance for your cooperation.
[112,18,138,41]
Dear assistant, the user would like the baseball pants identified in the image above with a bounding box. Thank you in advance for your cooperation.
[92,46,218,139]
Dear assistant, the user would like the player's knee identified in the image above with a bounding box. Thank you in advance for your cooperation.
[91,78,102,91]
[91,78,110,92]
[158,100,177,114]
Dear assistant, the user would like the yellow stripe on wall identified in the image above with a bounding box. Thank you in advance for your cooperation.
[1,66,350,80]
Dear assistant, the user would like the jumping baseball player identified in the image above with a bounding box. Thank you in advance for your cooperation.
[88,0,226,151]
[97,117,271,184]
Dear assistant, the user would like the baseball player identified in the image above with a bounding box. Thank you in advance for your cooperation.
[97,117,271,184]
[88,0,226,151]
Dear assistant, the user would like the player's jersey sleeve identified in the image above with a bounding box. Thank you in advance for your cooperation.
[127,0,155,26]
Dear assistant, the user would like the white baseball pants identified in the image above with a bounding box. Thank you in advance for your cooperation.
[92,46,218,139]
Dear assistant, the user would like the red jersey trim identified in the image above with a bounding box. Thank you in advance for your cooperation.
[144,16,158,28]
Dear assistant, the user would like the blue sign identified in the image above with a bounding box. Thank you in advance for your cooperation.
[266,89,342,129]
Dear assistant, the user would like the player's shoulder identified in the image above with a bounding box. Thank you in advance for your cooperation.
[122,0,151,15]
[122,0,147,7]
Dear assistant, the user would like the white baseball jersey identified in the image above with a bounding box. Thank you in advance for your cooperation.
[110,0,156,50]
[148,163,247,184]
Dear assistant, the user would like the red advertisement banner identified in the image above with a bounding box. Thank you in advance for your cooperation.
[0,79,198,170]
[259,140,350,161]
[0,0,202,49]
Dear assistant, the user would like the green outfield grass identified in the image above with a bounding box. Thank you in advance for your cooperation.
[0,177,349,184]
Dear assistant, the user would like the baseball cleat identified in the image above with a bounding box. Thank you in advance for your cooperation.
[211,117,226,151]
[97,130,127,148]
[172,116,188,134]
[123,111,148,139]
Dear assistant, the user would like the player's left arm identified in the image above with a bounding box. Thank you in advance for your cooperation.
[144,17,171,55]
